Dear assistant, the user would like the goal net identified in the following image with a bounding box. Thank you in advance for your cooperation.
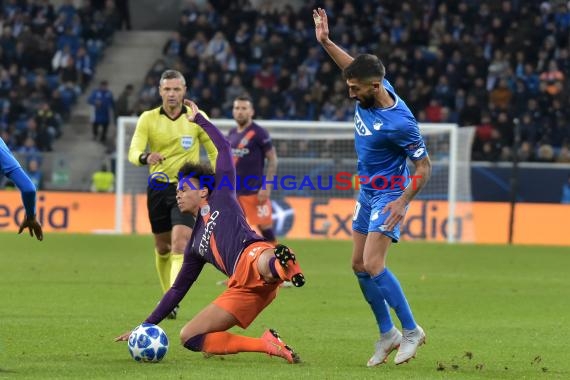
[116,117,474,242]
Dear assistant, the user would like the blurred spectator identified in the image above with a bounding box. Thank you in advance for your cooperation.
[88,80,115,143]
[517,141,535,162]
[17,136,41,158]
[489,79,512,110]
[458,95,481,126]
[536,143,556,163]
[561,175,570,204]
[495,112,514,147]
[223,76,245,114]
[205,31,231,66]
[36,102,61,139]
[75,46,94,89]
[539,60,565,96]
[90,163,114,192]
[115,0,132,30]
[115,84,135,117]
[163,31,185,66]
[424,99,443,123]
[486,49,510,90]
[518,113,538,147]
[557,145,570,163]
[51,44,73,73]
[254,61,276,91]
[519,63,540,95]
[26,158,43,190]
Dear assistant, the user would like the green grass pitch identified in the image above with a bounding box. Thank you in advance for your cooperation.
[1,233,569,379]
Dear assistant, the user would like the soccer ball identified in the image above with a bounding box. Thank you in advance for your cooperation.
[127,323,169,362]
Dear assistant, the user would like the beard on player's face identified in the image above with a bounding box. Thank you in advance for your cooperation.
[357,93,376,109]
[235,114,251,127]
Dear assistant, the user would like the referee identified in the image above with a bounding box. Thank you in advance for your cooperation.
[128,69,217,319]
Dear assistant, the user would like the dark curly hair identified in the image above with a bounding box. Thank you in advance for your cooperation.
[178,161,215,194]
[343,54,385,81]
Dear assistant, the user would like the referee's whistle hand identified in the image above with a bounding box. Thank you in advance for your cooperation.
[148,152,165,164]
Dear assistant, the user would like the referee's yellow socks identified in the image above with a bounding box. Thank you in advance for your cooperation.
[170,253,184,287]
[155,249,171,293]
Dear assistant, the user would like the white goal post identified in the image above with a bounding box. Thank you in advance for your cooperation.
[116,117,474,242]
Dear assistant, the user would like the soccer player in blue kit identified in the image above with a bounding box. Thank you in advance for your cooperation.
[1,137,43,240]
[314,8,432,366]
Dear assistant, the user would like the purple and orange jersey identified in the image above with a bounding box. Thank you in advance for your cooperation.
[227,122,273,195]
[146,114,264,324]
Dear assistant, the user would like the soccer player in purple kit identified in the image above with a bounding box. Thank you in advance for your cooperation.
[228,94,278,244]
[314,7,431,366]
[115,100,305,364]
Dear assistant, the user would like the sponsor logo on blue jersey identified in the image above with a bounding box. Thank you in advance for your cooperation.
[412,147,425,158]
[354,112,372,136]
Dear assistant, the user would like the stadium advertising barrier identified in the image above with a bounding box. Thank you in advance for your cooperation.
[1,191,570,246]
[0,191,117,232]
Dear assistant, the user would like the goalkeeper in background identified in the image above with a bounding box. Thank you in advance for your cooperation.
[314,8,432,366]
[128,69,217,319]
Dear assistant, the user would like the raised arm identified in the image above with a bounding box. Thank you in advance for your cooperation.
[313,8,354,70]
[184,100,234,186]
[195,112,219,170]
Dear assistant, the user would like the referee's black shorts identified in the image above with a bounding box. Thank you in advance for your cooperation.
[147,181,195,234]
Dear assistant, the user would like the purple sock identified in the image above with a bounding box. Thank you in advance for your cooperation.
[268,256,280,278]
[183,334,205,352]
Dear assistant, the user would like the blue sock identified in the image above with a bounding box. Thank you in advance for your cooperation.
[372,268,417,330]
[355,272,394,334]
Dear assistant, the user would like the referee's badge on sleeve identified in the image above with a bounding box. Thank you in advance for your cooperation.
[181,136,194,150]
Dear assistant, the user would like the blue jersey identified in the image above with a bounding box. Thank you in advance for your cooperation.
[1,137,36,216]
[0,137,20,174]
[353,79,427,192]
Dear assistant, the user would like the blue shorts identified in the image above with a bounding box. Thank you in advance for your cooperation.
[352,189,407,242]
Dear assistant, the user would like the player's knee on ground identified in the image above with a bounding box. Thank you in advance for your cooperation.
[182,333,205,352]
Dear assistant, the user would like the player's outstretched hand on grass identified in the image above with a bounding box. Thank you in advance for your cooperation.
[18,215,43,241]
[114,331,132,342]
[183,99,199,122]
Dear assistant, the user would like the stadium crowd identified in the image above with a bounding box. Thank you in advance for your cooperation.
[129,0,570,163]
[0,0,122,186]
[2,0,570,166]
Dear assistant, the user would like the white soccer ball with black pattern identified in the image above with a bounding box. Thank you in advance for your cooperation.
[127,323,169,362]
